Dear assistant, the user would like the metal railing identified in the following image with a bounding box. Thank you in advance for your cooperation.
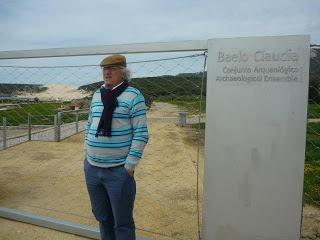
[0,108,89,149]
[0,41,207,240]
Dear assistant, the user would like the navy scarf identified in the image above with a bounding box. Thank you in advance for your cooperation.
[95,80,129,137]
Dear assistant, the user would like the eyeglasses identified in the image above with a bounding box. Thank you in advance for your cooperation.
[102,66,123,72]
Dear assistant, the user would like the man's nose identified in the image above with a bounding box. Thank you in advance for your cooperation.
[104,71,112,76]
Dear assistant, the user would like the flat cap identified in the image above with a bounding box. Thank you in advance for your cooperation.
[100,54,127,67]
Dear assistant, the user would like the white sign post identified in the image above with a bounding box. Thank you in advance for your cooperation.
[203,35,310,240]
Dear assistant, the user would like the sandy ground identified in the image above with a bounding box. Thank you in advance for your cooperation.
[0,102,319,240]
[301,205,320,240]
[0,102,204,240]
[19,83,89,101]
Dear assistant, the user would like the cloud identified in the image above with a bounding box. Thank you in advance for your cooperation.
[0,0,319,51]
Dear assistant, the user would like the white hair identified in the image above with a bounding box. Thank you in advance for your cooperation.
[121,67,132,82]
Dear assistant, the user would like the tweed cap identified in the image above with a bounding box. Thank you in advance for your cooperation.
[100,54,127,67]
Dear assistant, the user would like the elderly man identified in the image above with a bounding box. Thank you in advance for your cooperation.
[83,54,149,240]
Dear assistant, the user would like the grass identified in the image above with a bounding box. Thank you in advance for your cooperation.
[0,102,88,126]
[157,95,206,113]
[308,104,320,119]
[305,123,320,206]
[0,102,60,125]
[304,161,320,206]
[189,122,205,129]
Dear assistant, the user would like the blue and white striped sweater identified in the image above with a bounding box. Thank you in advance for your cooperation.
[84,86,149,170]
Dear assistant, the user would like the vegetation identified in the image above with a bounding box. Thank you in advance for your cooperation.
[157,95,206,113]
[308,104,320,119]
[78,72,207,108]
[304,123,320,206]
[0,83,47,95]
[309,48,320,104]
[0,102,88,126]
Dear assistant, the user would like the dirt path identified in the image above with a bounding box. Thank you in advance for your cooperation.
[0,101,319,240]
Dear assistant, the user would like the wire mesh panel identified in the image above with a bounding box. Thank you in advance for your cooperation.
[59,110,88,141]
[29,114,56,141]
[0,115,29,150]
[0,52,206,240]
[0,63,94,147]
[0,46,319,240]
[301,46,320,240]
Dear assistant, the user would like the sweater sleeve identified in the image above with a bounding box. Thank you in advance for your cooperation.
[125,93,149,171]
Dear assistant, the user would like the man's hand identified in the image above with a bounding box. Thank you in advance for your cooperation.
[127,170,134,177]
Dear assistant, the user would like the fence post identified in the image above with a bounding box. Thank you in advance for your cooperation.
[54,114,58,141]
[54,112,61,142]
[75,110,79,133]
[2,117,7,149]
[179,112,187,127]
[28,113,31,141]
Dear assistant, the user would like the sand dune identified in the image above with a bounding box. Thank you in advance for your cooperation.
[19,83,90,101]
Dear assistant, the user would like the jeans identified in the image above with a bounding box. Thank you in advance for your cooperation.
[84,158,136,240]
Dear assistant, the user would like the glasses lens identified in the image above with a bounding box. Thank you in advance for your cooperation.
[103,66,121,71]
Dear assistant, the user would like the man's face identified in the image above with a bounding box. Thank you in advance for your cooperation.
[102,66,124,88]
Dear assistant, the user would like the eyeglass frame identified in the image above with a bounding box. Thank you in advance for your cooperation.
[101,66,124,72]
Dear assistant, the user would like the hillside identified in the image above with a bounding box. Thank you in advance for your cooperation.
[78,72,207,100]
[0,83,47,96]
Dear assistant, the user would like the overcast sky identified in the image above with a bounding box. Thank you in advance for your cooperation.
[0,0,319,85]
[0,0,319,51]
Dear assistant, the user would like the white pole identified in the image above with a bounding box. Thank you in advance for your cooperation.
[0,40,208,59]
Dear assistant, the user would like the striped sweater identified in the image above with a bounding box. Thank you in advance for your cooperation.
[84,86,149,171]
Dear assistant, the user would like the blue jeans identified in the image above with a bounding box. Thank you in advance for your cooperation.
[84,159,136,240]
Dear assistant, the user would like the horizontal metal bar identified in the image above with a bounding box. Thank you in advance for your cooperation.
[0,207,150,240]
[308,118,320,123]
[0,207,99,239]
[59,108,89,114]
[0,40,208,59]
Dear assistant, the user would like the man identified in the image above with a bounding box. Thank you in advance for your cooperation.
[83,54,149,240]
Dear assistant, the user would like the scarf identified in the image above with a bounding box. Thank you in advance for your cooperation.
[95,80,129,137]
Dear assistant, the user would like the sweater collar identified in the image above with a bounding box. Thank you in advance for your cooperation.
[102,81,125,90]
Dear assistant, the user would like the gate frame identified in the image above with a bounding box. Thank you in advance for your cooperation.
[0,39,208,239]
